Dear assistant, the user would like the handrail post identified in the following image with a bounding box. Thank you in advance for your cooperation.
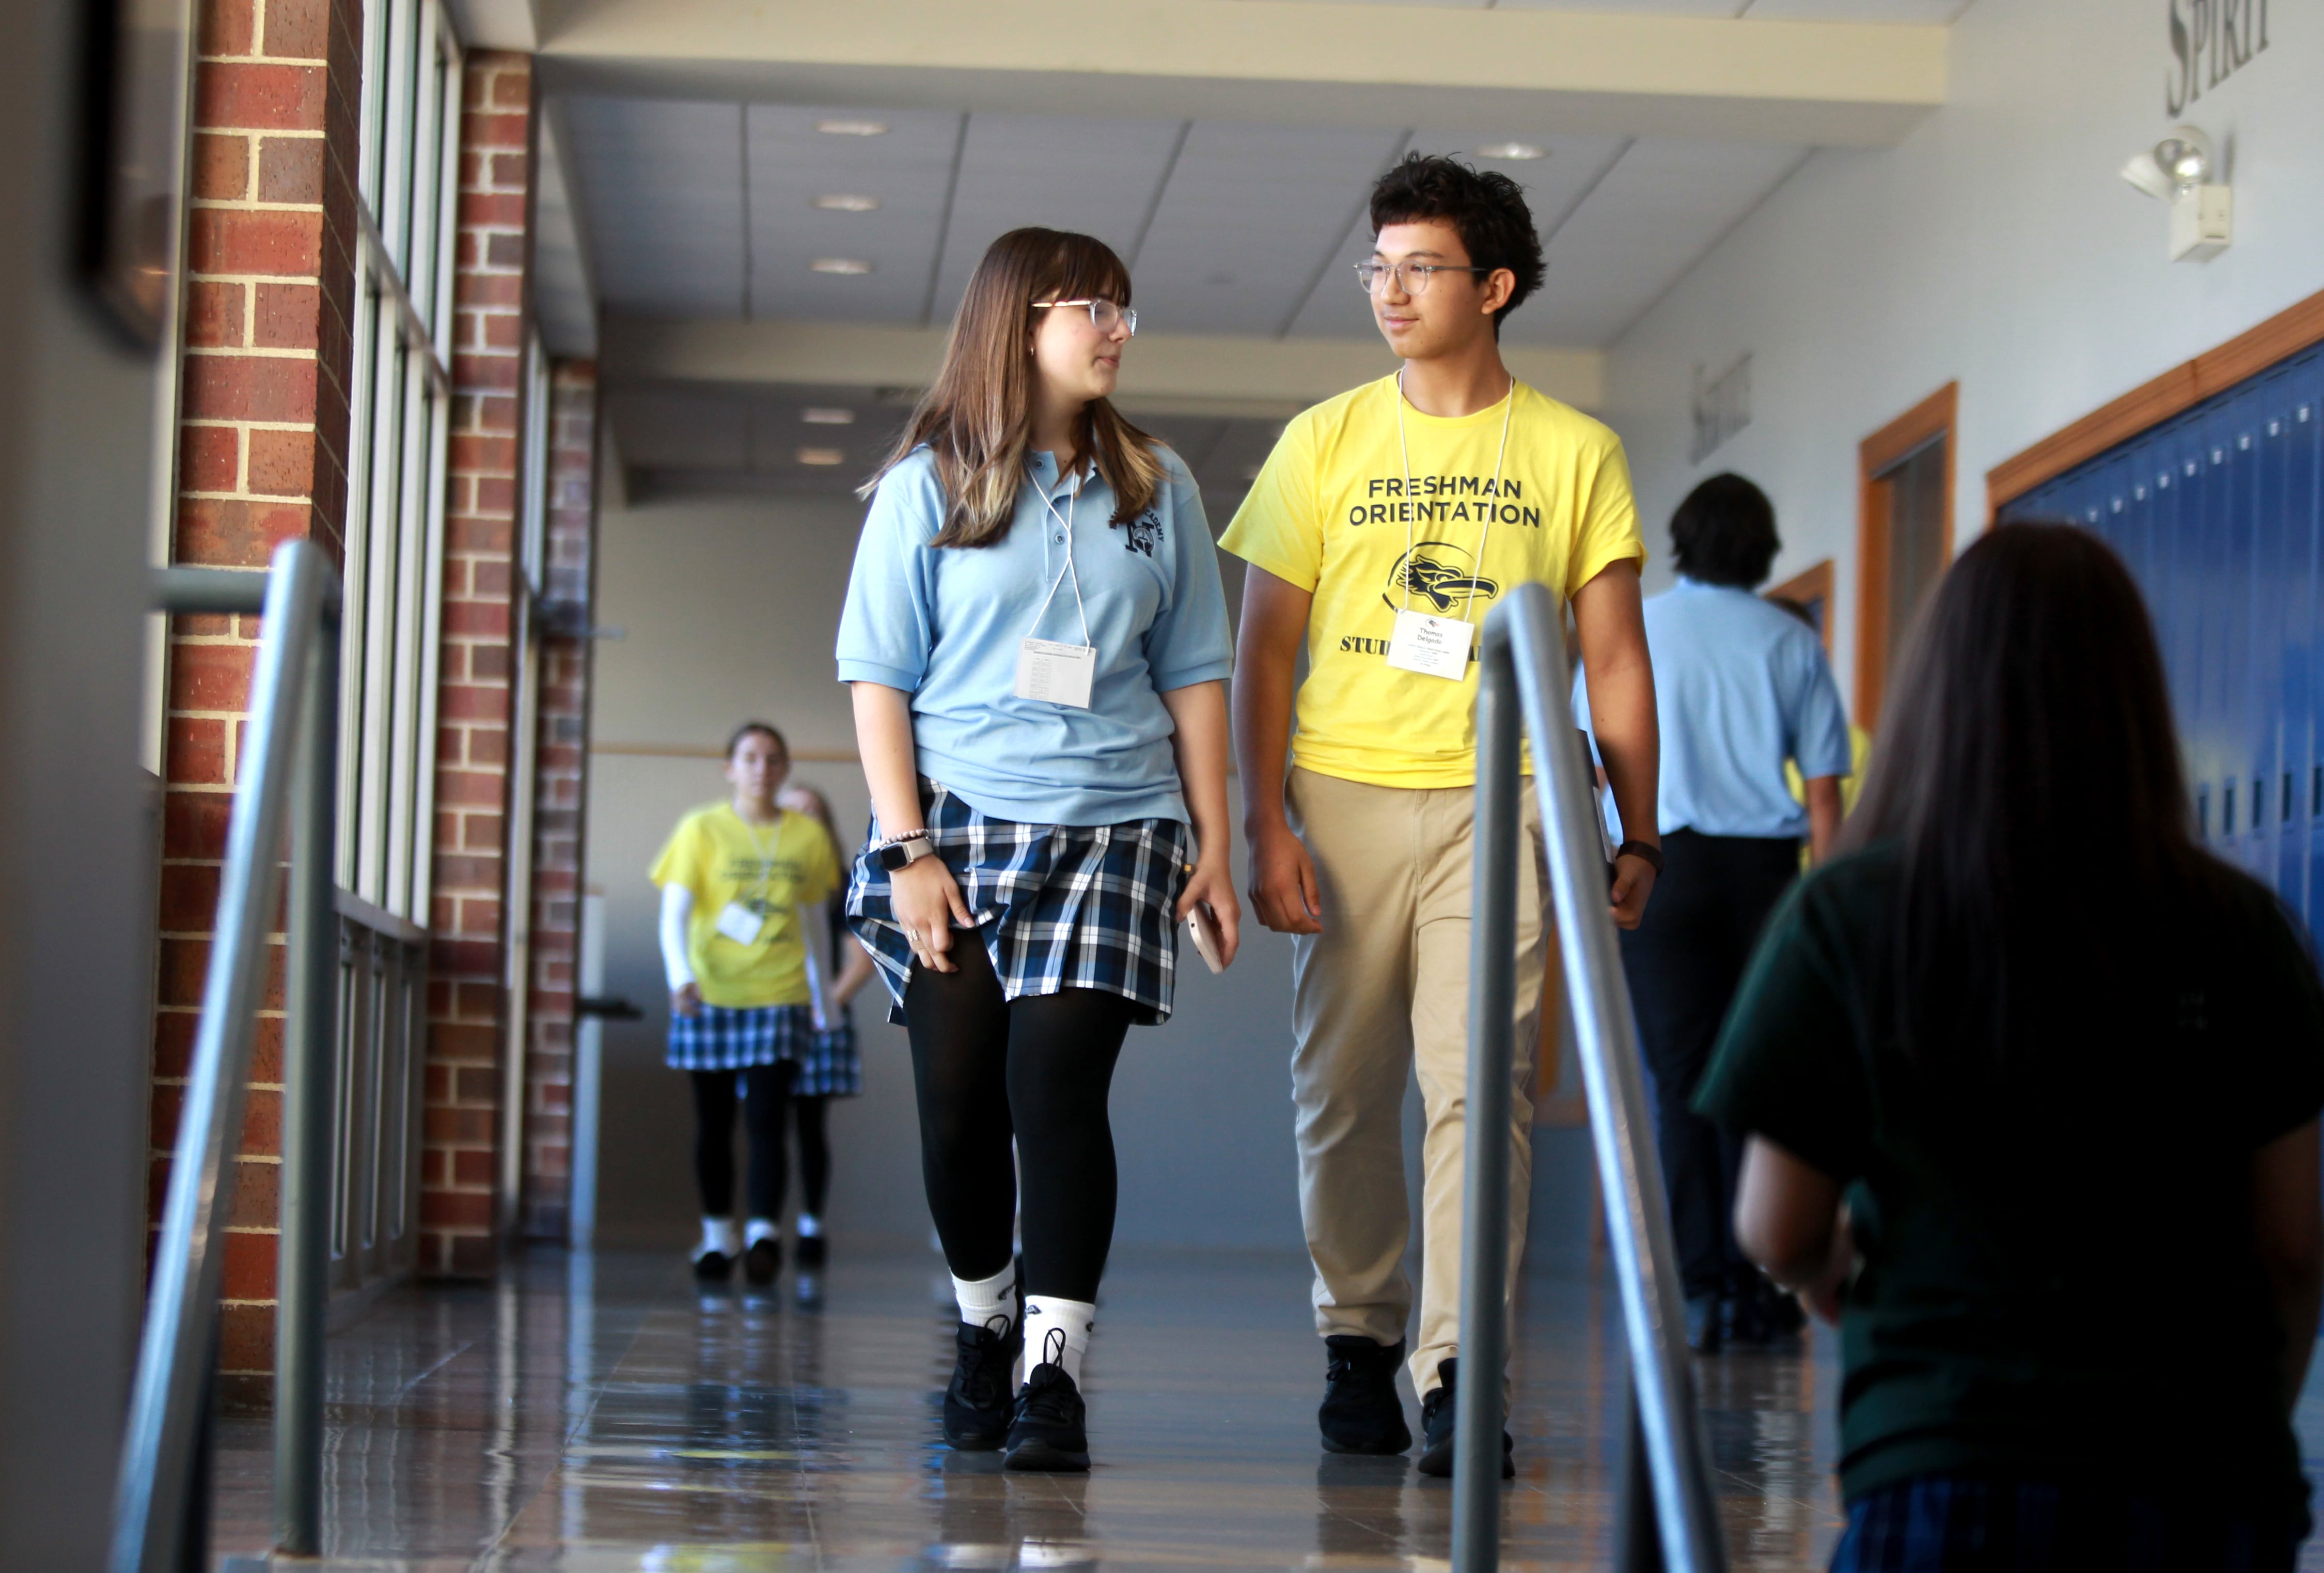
[1451,634,1521,1570]
[112,542,330,1573]
[1452,583,1729,1573]
[276,603,339,1556]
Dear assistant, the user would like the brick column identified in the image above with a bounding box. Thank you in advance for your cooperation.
[520,362,601,1239]
[155,0,364,1401]
[418,51,536,1279]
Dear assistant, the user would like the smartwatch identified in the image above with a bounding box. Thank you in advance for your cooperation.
[877,832,934,872]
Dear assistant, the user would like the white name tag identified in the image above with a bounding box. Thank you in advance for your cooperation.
[714,901,764,945]
[1384,609,1475,680]
[1015,637,1096,708]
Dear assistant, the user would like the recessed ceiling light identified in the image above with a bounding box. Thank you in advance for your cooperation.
[814,193,880,212]
[816,119,888,136]
[802,408,856,425]
[810,258,873,275]
[1476,141,1547,161]
[797,447,847,466]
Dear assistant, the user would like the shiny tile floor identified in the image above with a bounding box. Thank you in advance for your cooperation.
[203,1245,2324,1570]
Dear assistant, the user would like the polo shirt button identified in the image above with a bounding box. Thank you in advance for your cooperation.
[1055,533,1064,542]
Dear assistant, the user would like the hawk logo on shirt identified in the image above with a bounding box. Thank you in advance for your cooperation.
[1123,511,1164,558]
[1383,542,1500,614]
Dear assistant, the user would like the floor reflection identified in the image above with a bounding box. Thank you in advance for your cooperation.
[209,1245,1862,1570]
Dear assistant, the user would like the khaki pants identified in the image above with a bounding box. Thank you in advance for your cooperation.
[1286,767,1546,1399]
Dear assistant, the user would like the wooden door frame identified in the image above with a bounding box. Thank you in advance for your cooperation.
[1986,285,2324,515]
[1765,558,1835,656]
[1856,383,1957,729]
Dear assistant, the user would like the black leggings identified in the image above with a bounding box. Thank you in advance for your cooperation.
[689,1064,833,1220]
[904,938,1136,1302]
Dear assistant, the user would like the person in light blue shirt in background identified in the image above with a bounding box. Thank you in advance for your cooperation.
[1575,472,1850,1351]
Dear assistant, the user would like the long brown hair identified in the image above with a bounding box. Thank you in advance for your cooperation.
[1843,521,2238,1066]
[865,227,1164,548]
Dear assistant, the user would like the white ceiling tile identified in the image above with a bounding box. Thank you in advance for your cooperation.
[1521,137,1809,345]
[745,105,965,326]
[561,97,746,318]
[1129,122,1407,339]
[927,114,1189,323]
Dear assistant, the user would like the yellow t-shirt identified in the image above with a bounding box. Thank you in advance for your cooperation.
[649,804,841,1009]
[1220,376,1645,788]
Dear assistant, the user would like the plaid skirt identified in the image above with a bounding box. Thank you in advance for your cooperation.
[664,1002,814,1071]
[1832,1475,2305,1572]
[793,1018,862,1098]
[846,782,1190,1026]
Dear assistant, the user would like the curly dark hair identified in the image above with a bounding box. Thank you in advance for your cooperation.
[1369,153,1547,333]
[1670,473,1780,588]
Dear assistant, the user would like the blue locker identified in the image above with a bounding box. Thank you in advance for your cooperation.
[2006,340,2324,914]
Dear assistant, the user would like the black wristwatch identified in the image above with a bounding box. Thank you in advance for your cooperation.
[877,832,934,872]
[1615,839,1664,875]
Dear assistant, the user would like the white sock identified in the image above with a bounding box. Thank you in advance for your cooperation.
[1022,1297,1094,1385]
[795,1213,823,1239]
[699,1216,740,1255]
[952,1265,1017,1337]
[745,1217,780,1248]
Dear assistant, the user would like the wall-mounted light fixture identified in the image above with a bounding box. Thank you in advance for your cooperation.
[2121,124,2232,262]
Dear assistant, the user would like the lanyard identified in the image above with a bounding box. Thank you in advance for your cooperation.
[1029,470,1094,650]
[733,806,787,906]
[1394,371,1516,624]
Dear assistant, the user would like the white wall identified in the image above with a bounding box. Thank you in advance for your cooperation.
[585,486,1601,1263]
[1605,0,2324,692]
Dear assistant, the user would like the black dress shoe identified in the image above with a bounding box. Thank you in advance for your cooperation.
[1320,1335,1411,1454]
[691,1244,734,1283]
[943,1317,1020,1451]
[1415,1358,1514,1479]
[744,1236,780,1287]
[1003,1363,1090,1473]
[1684,1293,1723,1353]
[794,1233,828,1268]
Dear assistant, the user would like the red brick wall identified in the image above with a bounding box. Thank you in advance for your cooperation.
[417,51,536,1278]
[156,0,364,1399]
[519,362,600,1238]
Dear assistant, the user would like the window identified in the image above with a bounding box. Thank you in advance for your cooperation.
[1854,384,1957,730]
[337,0,462,919]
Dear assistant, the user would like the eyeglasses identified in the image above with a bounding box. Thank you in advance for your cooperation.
[1354,261,1491,296]
[1033,299,1137,336]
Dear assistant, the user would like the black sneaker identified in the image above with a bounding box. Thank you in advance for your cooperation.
[691,1242,734,1283]
[1319,1335,1411,1454]
[1415,1359,1514,1479]
[943,1317,1020,1451]
[795,1233,828,1269]
[744,1236,780,1287]
[1003,1362,1090,1473]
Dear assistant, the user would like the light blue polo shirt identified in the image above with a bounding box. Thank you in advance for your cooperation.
[836,443,1233,828]
[1575,576,1851,839]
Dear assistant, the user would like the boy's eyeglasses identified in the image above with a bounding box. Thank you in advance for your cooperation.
[1354,261,1491,295]
[1033,299,1137,336]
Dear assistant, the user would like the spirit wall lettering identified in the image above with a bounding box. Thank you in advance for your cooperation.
[2168,0,2271,115]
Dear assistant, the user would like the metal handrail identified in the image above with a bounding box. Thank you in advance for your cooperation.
[113,541,342,1572]
[1454,582,1728,1573]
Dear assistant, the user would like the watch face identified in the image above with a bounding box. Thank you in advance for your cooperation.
[878,843,907,871]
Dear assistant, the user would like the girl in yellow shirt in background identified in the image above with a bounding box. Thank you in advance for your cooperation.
[650,722,840,1284]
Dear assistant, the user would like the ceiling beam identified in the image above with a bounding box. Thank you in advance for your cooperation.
[537,0,1946,148]
[602,316,1605,417]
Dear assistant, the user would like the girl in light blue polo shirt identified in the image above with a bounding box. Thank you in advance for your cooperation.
[835,227,1238,1474]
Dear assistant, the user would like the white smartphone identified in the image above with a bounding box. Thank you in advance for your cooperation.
[1186,902,1226,975]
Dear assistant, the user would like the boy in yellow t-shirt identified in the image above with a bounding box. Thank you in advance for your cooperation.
[1221,154,1662,1476]
[649,722,841,1285]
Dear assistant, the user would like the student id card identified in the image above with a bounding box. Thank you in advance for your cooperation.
[1385,610,1475,680]
[1016,637,1096,708]
[714,901,765,945]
